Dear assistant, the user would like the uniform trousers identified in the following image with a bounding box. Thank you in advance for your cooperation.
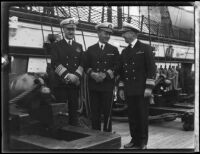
[53,86,80,126]
[89,90,113,132]
[126,95,149,146]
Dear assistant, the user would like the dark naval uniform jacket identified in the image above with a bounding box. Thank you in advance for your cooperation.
[119,40,156,95]
[50,39,84,89]
[85,42,120,92]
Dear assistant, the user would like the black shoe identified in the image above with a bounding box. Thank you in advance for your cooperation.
[131,144,147,150]
[124,143,147,149]
[124,142,136,149]
[140,144,147,149]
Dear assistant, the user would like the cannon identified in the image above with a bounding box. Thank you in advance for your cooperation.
[9,73,68,133]
[112,74,194,131]
[8,73,121,149]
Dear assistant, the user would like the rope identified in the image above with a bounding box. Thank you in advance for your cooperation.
[76,6,87,51]
[39,7,48,64]
[148,6,152,46]
[55,7,64,39]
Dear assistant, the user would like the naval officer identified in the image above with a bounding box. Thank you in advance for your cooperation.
[118,22,156,149]
[85,22,120,132]
[50,17,84,126]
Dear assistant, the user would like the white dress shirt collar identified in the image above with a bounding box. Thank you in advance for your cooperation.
[129,38,138,48]
[99,42,105,50]
[64,38,73,45]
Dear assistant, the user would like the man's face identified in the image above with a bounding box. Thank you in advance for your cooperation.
[63,26,75,40]
[122,31,137,44]
[98,30,111,44]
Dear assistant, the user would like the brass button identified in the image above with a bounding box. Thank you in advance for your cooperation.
[97,61,100,64]
[126,77,128,80]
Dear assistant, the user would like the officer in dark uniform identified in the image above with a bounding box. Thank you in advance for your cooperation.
[118,22,156,149]
[50,17,84,126]
[85,22,120,132]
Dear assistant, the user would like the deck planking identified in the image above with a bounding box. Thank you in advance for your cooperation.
[112,118,194,149]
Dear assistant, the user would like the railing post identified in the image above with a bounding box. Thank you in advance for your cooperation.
[107,6,112,22]
[140,15,144,32]
[88,6,91,23]
[117,6,122,28]
[102,6,104,23]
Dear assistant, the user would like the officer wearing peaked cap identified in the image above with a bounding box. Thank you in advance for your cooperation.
[84,22,120,132]
[50,17,84,126]
[118,22,156,149]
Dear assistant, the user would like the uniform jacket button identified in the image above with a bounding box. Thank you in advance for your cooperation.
[132,70,135,72]
[66,63,68,66]
[126,77,128,80]
[97,61,99,64]
[97,68,99,71]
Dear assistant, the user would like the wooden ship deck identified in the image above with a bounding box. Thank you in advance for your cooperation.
[112,118,194,149]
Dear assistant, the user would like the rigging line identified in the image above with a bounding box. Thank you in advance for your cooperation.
[76,6,87,51]
[174,7,180,27]
[39,6,48,64]
[46,5,54,35]
[55,6,64,39]
[148,6,152,46]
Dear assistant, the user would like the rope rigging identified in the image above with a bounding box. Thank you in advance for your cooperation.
[39,6,48,64]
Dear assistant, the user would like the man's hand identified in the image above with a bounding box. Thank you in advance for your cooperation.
[119,89,125,101]
[99,72,106,80]
[144,88,152,97]
[65,73,80,85]
[91,72,104,82]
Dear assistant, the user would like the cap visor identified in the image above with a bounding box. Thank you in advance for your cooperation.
[100,28,113,33]
[62,24,77,29]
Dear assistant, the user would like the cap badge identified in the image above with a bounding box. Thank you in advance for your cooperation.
[69,20,74,24]
[108,24,112,28]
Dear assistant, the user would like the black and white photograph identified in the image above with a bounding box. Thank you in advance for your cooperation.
[1,1,199,152]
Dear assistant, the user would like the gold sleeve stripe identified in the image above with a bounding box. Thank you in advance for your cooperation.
[107,69,114,79]
[87,68,92,74]
[75,66,83,76]
[146,79,155,86]
[55,64,67,76]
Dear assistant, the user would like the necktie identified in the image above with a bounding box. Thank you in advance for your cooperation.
[100,45,103,50]
[68,40,71,46]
